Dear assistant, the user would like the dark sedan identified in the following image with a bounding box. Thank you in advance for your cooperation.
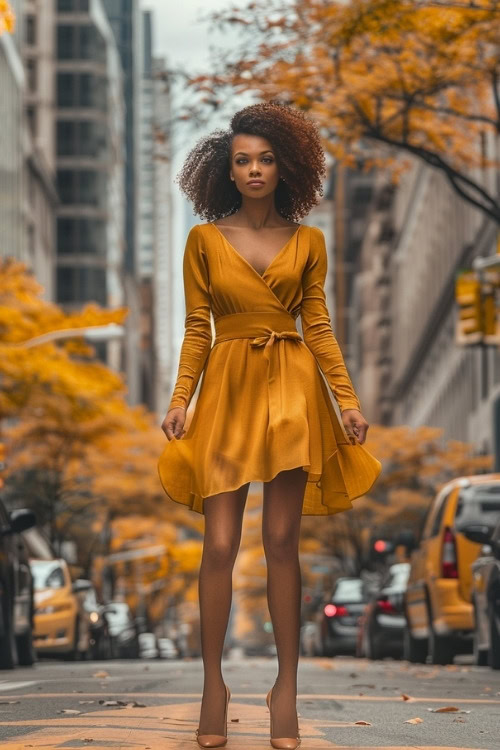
[466,520,500,668]
[0,506,37,668]
[319,577,368,656]
[358,562,410,660]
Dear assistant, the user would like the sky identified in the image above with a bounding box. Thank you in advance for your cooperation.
[141,1,248,348]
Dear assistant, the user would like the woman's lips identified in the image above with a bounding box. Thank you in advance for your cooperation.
[247,180,265,186]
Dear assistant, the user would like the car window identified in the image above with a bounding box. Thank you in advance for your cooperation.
[384,564,410,589]
[455,484,500,528]
[333,578,364,601]
[31,561,65,590]
[426,487,453,538]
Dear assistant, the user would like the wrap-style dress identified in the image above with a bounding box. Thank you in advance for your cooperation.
[158,222,382,515]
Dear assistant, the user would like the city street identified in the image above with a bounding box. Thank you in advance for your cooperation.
[0,656,499,749]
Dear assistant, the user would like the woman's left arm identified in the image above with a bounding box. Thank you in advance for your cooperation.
[300,226,369,443]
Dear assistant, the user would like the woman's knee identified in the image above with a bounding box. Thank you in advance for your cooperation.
[263,525,299,562]
[202,535,240,568]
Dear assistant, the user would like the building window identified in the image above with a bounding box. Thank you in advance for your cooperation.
[57,0,75,11]
[56,121,75,156]
[26,105,37,138]
[57,267,107,305]
[57,217,106,256]
[25,15,36,45]
[57,73,74,107]
[57,170,75,203]
[26,59,37,92]
[57,25,74,59]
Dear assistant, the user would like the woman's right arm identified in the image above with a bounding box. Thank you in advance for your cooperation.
[162,226,213,437]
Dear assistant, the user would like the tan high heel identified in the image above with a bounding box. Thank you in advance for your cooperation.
[266,685,301,749]
[195,683,231,748]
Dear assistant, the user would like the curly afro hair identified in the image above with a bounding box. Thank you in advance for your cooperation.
[176,101,326,222]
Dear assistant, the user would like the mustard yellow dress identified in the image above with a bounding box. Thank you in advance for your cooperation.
[158,222,382,515]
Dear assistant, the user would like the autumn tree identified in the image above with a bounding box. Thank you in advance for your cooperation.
[191,0,500,223]
[0,1,14,34]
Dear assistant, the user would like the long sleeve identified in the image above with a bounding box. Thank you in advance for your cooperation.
[300,226,361,413]
[167,226,213,411]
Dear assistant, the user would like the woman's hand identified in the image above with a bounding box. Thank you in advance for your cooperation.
[341,408,369,445]
[161,407,187,441]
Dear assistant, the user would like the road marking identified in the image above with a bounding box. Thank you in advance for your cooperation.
[0,699,491,749]
[0,691,499,704]
[0,681,36,692]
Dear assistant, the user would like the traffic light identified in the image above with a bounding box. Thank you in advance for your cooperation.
[369,537,394,565]
[455,271,482,345]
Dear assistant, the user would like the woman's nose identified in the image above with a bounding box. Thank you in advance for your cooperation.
[249,163,261,175]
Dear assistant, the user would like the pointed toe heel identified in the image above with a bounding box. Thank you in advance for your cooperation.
[266,687,301,749]
[195,684,231,748]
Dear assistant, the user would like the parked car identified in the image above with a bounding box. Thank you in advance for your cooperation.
[466,519,500,668]
[104,601,139,658]
[74,580,112,660]
[31,558,87,659]
[158,637,179,659]
[0,507,37,669]
[357,563,410,660]
[316,577,368,656]
[138,632,159,659]
[405,474,500,665]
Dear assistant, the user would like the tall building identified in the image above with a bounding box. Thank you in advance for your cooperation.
[102,0,142,403]
[0,0,57,298]
[22,0,58,298]
[136,9,175,414]
[0,9,24,263]
[151,55,175,417]
[55,0,126,367]
[351,155,500,465]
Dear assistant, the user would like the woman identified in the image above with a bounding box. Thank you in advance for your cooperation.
[158,102,381,749]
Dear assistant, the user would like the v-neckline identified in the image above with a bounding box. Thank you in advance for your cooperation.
[211,222,302,279]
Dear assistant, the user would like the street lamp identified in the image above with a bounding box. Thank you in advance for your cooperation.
[4,323,125,349]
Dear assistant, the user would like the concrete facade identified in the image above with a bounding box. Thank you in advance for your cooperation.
[351,156,500,464]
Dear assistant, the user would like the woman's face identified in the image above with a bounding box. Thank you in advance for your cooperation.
[229,134,280,199]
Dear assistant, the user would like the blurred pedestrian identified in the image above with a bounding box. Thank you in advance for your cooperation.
[159,101,381,748]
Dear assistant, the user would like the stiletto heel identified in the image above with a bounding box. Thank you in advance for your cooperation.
[195,683,231,748]
[266,685,301,749]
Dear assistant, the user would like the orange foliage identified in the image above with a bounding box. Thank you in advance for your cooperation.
[193,0,500,222]
[0,0,14,34]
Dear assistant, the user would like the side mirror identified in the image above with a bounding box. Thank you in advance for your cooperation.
[8,509,36,535]
[72,579,92,594]
[461,524,492,546]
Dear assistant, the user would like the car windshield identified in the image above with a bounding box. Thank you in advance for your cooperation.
[31,561,65,590]
[455,484,500,527]
[334,578,364,601]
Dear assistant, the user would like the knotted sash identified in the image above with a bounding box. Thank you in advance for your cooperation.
[213,311,303,436]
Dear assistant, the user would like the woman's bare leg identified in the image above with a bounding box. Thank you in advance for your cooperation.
[262,467,308,738]
[197,482,250,735]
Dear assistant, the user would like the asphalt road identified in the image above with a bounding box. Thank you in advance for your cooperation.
[0,655,499,749]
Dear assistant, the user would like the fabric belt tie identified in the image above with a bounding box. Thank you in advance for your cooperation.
[213,311,303,434]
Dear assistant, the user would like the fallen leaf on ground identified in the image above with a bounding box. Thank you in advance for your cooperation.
[93,671,109,678]
[230,718,240,722]
[404,717,423,724]
[58,709,81,715]
[354,720,372,725]
[79,701,95,705]
[430,706,460,713]
[401,694,411,701]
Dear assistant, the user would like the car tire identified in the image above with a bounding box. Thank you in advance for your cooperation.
[403,624,427,663]
[472,605,488,667]
[16,625,35,667]
[367,631,383,661]
[0,592,18,670]
[428,621,455,665]
[489,606,500,670]
[63,616,80,661]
